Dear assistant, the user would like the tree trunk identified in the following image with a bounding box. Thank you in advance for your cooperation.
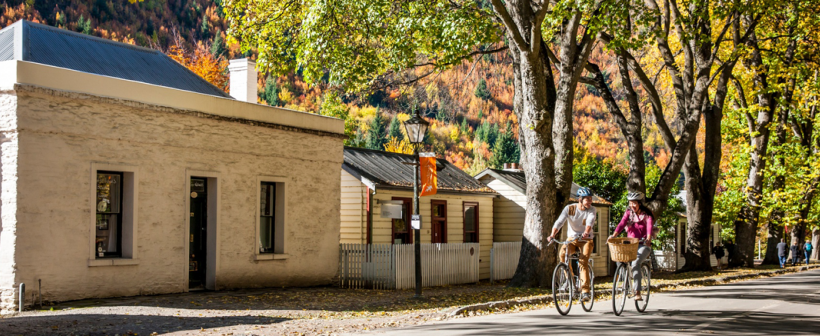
[508,43,560,288]
[731,34,775,268]
[812,229,820,260]
[681,141,713,271]
[761,223,784,265]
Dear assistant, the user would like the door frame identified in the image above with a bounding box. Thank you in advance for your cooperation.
[430,199,448,243]
[391,197,413,244]
[184,170,221,291]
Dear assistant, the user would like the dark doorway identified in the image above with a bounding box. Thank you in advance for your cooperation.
[189,177,208,290]
[431,200,447,243]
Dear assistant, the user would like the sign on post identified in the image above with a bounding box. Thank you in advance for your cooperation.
[411,214,422,230]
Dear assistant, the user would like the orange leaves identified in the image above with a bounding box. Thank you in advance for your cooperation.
[167,43,228,92]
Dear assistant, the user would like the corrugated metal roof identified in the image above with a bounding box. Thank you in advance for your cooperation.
[342,147,496,194]
[475,168,612,206]
[0,20,232,98]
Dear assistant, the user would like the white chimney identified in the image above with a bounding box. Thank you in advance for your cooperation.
[228,58,257,103]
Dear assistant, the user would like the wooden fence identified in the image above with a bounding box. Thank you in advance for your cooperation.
[339,243,480,290]
[490,242,521,282]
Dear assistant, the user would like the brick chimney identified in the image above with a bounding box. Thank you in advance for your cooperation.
[228,58,257,103]
[503,163,521,171]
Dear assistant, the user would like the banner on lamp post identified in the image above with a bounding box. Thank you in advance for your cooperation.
[419,152,437,197]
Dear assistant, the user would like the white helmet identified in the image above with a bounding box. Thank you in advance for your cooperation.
[627,191,645,202]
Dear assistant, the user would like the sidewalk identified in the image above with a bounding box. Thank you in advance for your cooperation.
[1,264,818,335]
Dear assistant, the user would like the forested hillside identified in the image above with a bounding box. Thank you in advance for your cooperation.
[0,0,663,178]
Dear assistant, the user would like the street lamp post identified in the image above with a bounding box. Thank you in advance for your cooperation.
[403,109,429,299]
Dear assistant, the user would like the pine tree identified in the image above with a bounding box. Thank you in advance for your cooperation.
[388,116,403,140]
[211,33,226,58]
[460,118,470,134]
[489,123,520,169]
[366,112,387,151]
[262,76,279,106]
[474,78,491,100]
[77,15,91,35]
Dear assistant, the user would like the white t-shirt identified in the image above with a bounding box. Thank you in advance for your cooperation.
[553,203,596,238]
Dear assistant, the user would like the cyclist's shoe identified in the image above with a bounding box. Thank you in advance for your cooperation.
[581,293,591,302]
[559,282,569,291]
[634,293,643,301]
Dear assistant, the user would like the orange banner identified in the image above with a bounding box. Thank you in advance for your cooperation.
[419,153,437,196]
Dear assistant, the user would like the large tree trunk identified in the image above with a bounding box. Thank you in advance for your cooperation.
[505,24,560,288]
[813,229,820,261]
[731,32,775,268]
[681,142,712,271]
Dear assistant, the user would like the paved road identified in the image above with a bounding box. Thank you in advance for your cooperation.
[374,268,820,335]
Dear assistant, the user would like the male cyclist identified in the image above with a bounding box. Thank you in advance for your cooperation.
[548,187,597,302]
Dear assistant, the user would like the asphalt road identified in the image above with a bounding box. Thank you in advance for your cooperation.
[373,268,820,335]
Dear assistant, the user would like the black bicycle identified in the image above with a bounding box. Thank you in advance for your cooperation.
[610,238,651,316]
[549,236,595,315]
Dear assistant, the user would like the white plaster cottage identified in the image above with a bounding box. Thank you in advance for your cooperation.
[475,166,613,276]
[0,20,346,312]
[340,147,498,279]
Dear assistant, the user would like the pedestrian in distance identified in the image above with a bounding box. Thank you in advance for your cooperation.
[805,240,813,265]
[713,242,725,270]
[777,239,788,268]
[790,241,800,266]
[724,240,736,265]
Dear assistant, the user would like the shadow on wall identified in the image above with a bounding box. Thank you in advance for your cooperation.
[1,314,289,335]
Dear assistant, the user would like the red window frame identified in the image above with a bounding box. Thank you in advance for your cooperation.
[463,202,479,243]
[431,200,448,243]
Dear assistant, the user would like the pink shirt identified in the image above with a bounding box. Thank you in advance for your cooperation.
[613,209,654,240]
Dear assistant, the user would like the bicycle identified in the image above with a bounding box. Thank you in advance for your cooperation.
[608,237,651,316]
[549,236,595,315]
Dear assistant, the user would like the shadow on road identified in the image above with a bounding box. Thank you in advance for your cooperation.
[0,314,289,335]
[406,310,820,335]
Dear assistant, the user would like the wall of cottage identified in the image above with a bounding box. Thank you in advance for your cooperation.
[0,91,19,313]
[339,172,495,279]
[3,87,344,311]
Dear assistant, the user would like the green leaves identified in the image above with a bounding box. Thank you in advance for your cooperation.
[224,0,501,92]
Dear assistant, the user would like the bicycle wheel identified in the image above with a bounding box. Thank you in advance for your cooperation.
[635,263,651,312]
[581,267,595,312]
[612,263,628,316]
[552,263,573,316]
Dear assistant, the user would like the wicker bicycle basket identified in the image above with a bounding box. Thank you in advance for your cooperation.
[607,238,641,262]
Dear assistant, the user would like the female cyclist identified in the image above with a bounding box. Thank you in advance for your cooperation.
[609,191,654,301]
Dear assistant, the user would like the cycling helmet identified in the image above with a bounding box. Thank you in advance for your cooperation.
[577,187,593,198]
[627,191,645,202]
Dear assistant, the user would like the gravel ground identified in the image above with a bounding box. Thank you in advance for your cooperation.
[1,265,814,336]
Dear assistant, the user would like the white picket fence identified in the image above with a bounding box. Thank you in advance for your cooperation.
[490,242,521,282]
[653,250,677,271]
[339,243,480,290]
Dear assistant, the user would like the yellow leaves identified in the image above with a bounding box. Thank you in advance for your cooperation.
[278,87,294,104]
[384,136,414,155]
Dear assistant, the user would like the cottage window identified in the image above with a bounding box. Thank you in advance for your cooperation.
[392,197,413,244]
[431,200,447,243]
[96,172,123,257]
[257,180,286,255]
[259,182,276,253]
[463,202,479,243]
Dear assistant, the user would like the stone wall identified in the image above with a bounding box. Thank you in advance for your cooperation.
[4,86,343,311]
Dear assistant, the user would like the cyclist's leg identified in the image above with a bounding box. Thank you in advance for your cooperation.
[631,245,651,291]
[562,243,576,278]
[578,240,593,294]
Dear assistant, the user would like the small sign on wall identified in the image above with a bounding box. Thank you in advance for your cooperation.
[380,203,403,219]
[411,214,422,230]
